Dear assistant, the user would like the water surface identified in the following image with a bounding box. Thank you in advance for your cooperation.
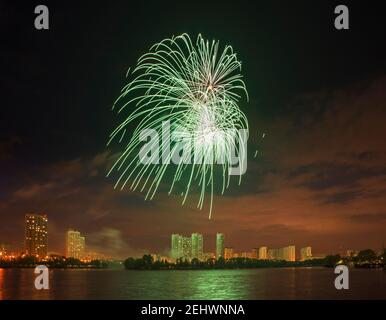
[1,267,385,299]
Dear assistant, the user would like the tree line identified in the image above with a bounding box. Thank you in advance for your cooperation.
[0,255,108,268]
[124,249,386,270]
[124,256,325,270]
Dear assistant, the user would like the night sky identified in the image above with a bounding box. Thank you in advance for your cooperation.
[1,0,386,258]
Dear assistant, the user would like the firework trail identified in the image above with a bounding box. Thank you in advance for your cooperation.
[107,33,249,218]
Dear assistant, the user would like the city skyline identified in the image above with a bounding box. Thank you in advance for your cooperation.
[1,0,386,268]
[0,213,385,260]
[170,233,306,262]
[1,216,383,262]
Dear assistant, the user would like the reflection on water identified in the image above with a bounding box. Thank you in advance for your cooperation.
[0,269,4,300]
[0,267,385,300]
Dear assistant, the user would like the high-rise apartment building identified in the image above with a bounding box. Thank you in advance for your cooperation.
[25,213,48,258]
[267,248,279,260]
[66,229,86,259]
[300,246,312,261]
[251,248,258,259]
[282,245,296,262]
[259,246,268,259]
[171,234,192,259]
[171,234,182,259]
[216,233,225,259]
[191,233,203,260]
[181,236,192,259]
[267,246,296,261]
[224,247,233,260]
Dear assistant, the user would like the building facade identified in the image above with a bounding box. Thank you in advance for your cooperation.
[267,246,296,261]
[216,233,225,259]
[66,229,86,259]
[300,246,312,261]
[267,248,279,260]
[224,247,233,260]
[282,245,296,262]
[240,252,251,258]
[259,246,268,259]
[251,248,258,259]
[181,236,192,259]
[171,234,182,259]
[191,233,203,260]
[25,213,48,258]
[171,234,192,259]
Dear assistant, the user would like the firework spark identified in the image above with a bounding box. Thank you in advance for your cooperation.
[107,33,249,218]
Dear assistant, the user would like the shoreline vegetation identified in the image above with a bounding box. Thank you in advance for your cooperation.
[0,256,110,269]
[124,249,386,270]
[1,249,384,270]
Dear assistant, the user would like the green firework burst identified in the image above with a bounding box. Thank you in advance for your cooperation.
[107,33,249,218]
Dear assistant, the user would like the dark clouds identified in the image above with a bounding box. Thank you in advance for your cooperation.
[290,162,386,190]
[1,76,386,259]
[1,1,386,258]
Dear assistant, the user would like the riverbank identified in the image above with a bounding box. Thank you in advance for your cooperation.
[0,257,111,269]
[123,254,385,270]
